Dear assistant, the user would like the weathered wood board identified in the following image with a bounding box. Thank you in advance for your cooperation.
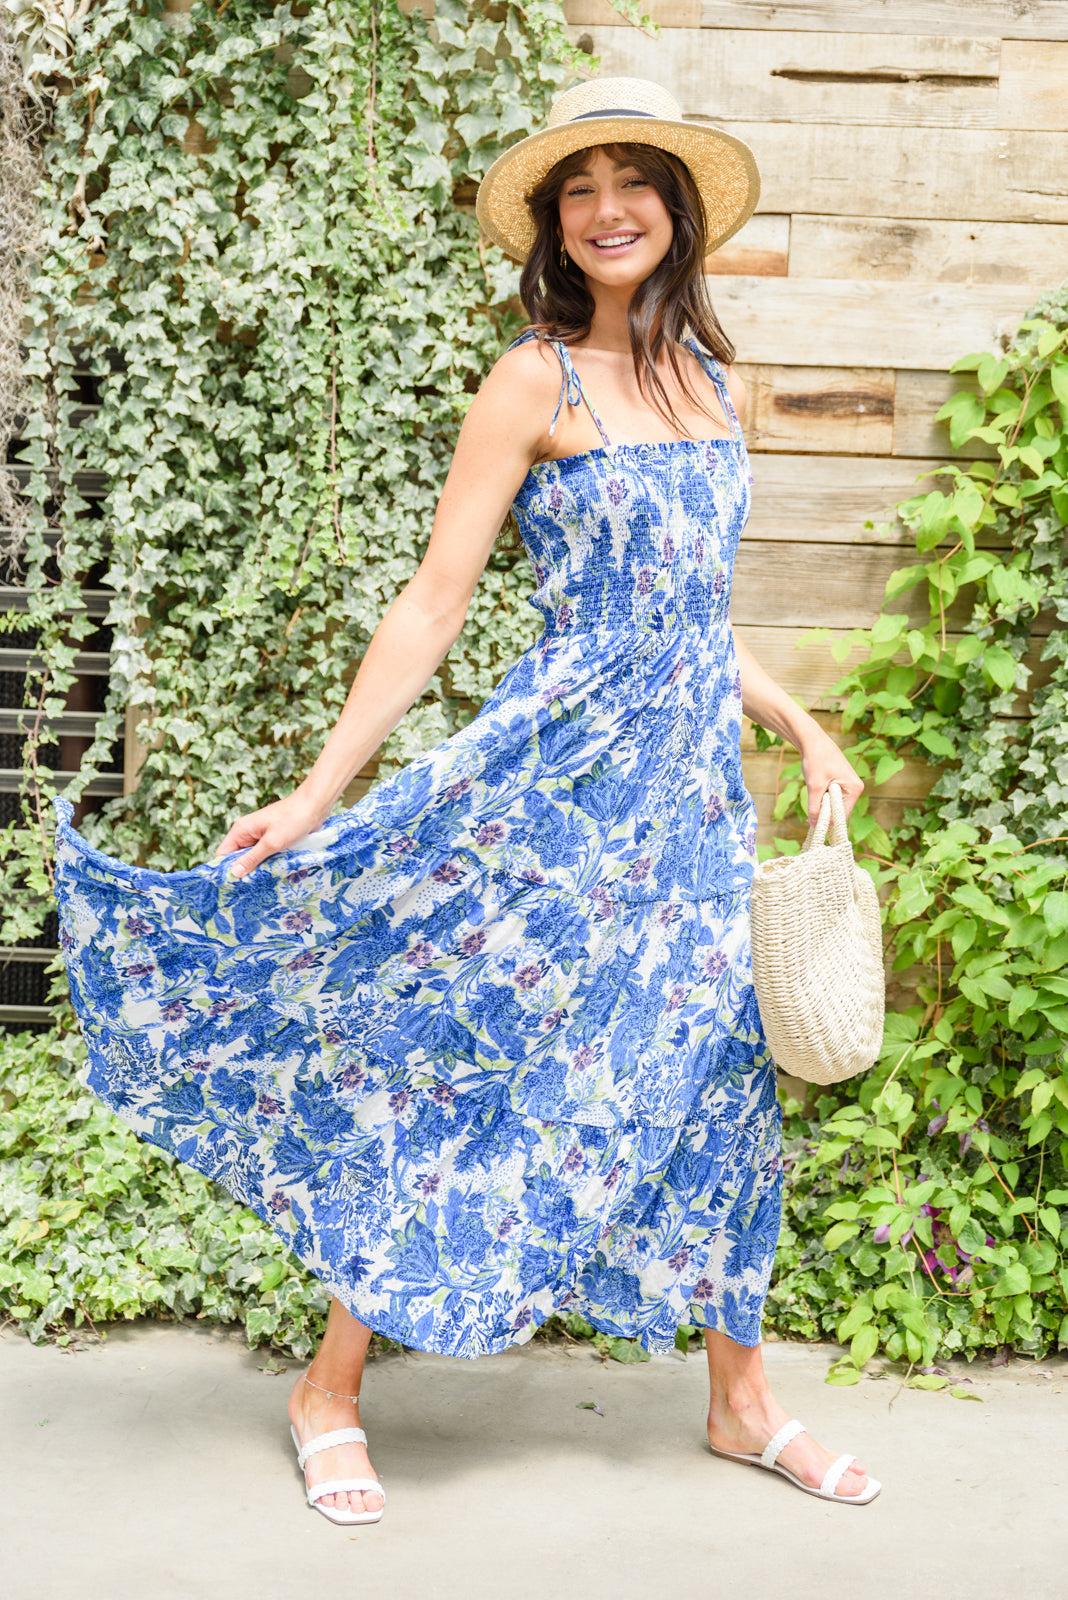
[745,455,957,544]
[706,213,789,276]
[574,25,1001,128]
[736,363,894,455]
[713,277,1036,369]
[787,215,1068,286]
[717,123,1068,225]
[891,370,994,460]
[731,540,972,630]
[999,40,1068,132]
[692,2,1068,39]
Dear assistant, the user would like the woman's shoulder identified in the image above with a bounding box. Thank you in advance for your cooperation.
[485,330,566,402]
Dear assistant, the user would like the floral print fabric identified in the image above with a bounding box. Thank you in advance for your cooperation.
[53,335,782,1357]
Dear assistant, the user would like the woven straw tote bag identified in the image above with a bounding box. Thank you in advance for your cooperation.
[750,782,885,1085]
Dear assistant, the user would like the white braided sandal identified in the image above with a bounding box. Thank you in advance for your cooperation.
[290,1423,386,1526]
[708,1417,881,1505]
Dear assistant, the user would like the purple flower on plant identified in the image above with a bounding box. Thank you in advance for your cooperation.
[668,1248,691,1273]
[606,479,626,506]
[461,929,487,956]
[704,950,727,981]
[515,962,543,990]
[388,1089,409,1114]
[431,861,462,884]
[873,1224,891,1244]
[268,1190,291,1214]
[258,1093,283,1116]
[160,1000,187,1022]
[474,821,506,846]
[282,909,312,933]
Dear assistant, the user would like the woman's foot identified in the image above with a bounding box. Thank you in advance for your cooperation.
[707,1388,871,1499]
[287,1371,384,1519]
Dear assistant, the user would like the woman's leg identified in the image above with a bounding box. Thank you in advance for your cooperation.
[287,1297,383,1516]
[705,1329,871,1497]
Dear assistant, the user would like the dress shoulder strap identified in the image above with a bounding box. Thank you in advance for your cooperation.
[503,330,612,447]
[685,336,744,443]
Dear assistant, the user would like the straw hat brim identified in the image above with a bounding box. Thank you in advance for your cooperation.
[475,117,760,264]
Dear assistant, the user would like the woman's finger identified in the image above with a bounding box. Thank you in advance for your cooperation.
[228,834,281,880]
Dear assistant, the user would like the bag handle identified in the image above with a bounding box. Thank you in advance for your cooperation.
[802,780,849,853]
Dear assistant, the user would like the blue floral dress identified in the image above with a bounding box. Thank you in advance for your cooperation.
[54,334,782,1359]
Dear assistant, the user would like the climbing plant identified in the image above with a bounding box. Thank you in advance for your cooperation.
[764,286,1068,1379]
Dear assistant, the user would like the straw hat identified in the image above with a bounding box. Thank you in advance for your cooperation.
[475,77,760,264]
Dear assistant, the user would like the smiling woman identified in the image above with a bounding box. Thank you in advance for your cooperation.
[54,72,880,1526]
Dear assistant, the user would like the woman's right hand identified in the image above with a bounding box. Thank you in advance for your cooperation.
[214,791,328,880]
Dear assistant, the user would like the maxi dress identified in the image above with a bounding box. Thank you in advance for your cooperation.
[54,334,783,1359]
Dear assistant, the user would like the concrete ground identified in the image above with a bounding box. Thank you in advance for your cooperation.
[3,1321,1067,1600]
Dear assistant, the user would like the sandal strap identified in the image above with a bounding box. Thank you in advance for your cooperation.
[760,1418,806,1470]
[307,1477,385,1505]
[820,1453,856,1497]
[297,1426,368,1469]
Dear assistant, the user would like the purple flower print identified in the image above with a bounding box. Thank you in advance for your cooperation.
[405,939,434,968]
[549,486,564,514]
[190,1058,211,1075]
[461,929,487,956]
[668,1247,691,1273]
[703,793,724,824]
[420,1174,442,1197]
[604,1162,624,1189]
[497,1213,518,1239]
[209,996,240,1017]
[572,1045,595,1072]
[431,1082,456,1106]
[282,909,312,933]
[668,658,684,685]
[340,1064,365,1091]
[694,536,704,564]
[257,1093,283,1115]
[386,833,417,856]
[512,1306,533,1331]
[515,962,543,990]
[658,903,681,926]
[431,861,462,884]
[519,866,547,885]
[124,962,154,979]
[692,1277,714,1303]
[474,821,506,847]
[160,1000,187,1023]
[666,984,687,1012]
[268,1190,291,1215]
[629,857,651,883]
[388,1089,409,1114]
[556,602,573,630]
[636,566,654,595]
[662,534,674,561]
[125,914,152,936]
[323,1027,343,1046]
[563,1145,585,1175]
[606,479,625,506]
[541,1007,564,1030]
[286,950,316,972]
[284,866,312,884]
[444,776,473,802]
[61,928,76,951]
[704,950,727,981]
[712,571,724,596]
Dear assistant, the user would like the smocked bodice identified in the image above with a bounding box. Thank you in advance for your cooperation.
[508,334,751,638]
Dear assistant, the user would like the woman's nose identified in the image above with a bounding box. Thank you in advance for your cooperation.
[592,187,625,224]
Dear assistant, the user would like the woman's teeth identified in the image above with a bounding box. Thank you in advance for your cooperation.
[591,233,640,249]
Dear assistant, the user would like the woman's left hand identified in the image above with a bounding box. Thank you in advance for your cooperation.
[799,729,864,830]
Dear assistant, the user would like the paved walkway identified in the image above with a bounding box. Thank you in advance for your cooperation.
[4,1321,1067,1600]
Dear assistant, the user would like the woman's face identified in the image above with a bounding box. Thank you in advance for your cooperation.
[556,146,673,287]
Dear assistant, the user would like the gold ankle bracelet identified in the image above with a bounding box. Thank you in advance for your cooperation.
[303,1372,361,1403]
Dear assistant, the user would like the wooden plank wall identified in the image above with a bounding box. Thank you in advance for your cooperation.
[563,0,1068,841]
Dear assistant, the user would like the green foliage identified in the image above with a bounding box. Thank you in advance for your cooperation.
[765,286,1068,1371]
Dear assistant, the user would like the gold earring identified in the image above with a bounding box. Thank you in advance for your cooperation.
[559,238,567,266]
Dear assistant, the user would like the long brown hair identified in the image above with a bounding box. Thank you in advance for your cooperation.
[518,141,735,435]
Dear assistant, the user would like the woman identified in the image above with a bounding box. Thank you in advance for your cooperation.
[55,76,880,1523]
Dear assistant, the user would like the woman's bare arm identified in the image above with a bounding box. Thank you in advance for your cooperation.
[725,364,864,827]
[216,341,562,877]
